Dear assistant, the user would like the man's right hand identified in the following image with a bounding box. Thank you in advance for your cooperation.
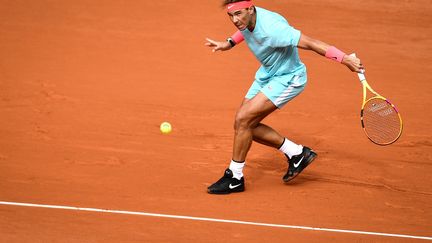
[205,38,232,52]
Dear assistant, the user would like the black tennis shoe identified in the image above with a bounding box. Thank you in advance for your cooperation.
[283,146,317,183]
[207,168,245,194]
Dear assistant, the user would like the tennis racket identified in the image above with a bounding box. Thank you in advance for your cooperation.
[352,54,403,145]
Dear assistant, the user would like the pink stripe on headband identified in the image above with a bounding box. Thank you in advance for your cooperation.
[227,1,253,12]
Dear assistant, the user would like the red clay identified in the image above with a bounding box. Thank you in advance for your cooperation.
[1,0,431,242]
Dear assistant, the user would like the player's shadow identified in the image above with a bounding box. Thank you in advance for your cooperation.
[283,173,321,186]
[248,156,321,186]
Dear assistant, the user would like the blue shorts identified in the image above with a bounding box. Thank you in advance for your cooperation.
[245,73,307,108]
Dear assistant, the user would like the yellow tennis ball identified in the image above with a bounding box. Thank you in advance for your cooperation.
[160,122,172,134]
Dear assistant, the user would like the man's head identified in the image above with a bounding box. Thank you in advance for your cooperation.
[223,0,256,31]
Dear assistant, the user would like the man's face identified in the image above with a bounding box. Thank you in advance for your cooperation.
[227,7,254,31]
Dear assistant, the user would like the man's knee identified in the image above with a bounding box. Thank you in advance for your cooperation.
[234,110,255,131]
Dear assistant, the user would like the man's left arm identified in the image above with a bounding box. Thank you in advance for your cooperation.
[297,34,364,73]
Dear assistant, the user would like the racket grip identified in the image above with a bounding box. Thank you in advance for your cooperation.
[349,53,366,81]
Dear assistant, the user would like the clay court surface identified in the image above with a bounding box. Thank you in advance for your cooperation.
[1,0,431,242]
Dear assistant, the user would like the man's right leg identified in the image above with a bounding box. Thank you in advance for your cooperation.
[207,93,276,194]
[239,97,300,154]
[233,98,316,183]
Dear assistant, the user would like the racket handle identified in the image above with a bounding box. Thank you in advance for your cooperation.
[349,53,366,81]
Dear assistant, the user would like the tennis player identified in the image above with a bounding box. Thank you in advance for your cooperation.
[206,0,364,194]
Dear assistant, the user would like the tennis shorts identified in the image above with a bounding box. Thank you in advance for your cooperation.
[245,73,307,108]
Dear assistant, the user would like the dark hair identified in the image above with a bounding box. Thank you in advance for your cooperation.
[222,0,250,7]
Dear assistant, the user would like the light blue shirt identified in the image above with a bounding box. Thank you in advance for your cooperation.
[241,7,306,83]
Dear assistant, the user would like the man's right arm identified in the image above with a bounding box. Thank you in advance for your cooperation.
[205,38,234,52]
[204,31,244,52]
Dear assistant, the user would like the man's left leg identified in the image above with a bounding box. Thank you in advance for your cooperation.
[208,74,317,193]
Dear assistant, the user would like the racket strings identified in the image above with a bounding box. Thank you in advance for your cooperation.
[362,98,402,144]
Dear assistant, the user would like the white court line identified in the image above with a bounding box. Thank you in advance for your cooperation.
[0,201,431,241]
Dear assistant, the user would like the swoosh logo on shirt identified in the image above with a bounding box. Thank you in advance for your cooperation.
[229,183,242,189]
[293,156,304,168]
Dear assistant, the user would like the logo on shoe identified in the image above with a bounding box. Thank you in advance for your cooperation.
[229,183,242,189]
[293,156,304,168]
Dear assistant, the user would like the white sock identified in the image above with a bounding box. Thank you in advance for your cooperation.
[279,138,303,159]
[229,160,245,180]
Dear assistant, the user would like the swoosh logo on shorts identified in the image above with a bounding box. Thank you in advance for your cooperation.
[293,156,304,168]
[229,183,242,189]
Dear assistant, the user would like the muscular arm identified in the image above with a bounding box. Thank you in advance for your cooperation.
[297,33,364,73]
[297,34,329,56]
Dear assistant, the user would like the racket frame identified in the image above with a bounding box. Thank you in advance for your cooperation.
[357,71,403,145]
